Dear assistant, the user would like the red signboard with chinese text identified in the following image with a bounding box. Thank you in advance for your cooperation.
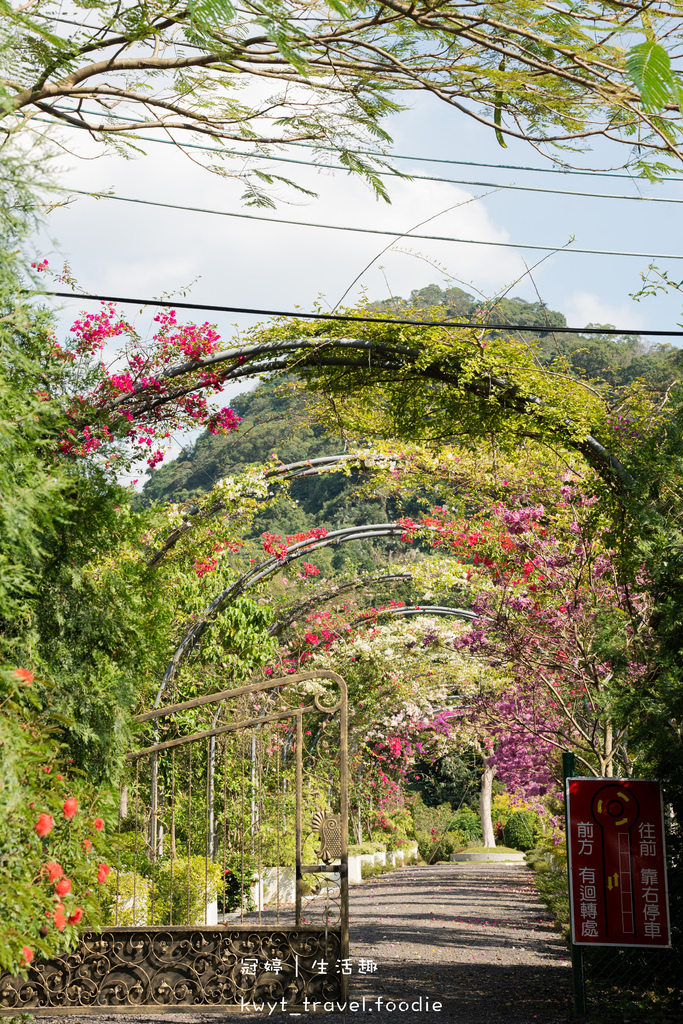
[567,778,670,947]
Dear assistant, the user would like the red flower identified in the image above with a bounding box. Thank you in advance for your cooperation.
[13,668,34,684]
[93,818,104,832]
[54,905,66,932]
[34,814,54,838]
[67,907,83,925]
[45,861,64,883]
[97,863,110,884]
[20,946,33,965]
[55,877,72,896]
[82,839,92,852]
[63,797,78,820]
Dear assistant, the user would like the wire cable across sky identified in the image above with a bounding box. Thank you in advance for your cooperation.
[56,189,683,262]
[42,290,683,337]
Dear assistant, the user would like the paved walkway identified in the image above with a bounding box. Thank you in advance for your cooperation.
[33,863,573,1024]
[344,862,572,1023]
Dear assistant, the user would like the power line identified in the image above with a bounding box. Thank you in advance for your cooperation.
[43,107,680,185]
[60,188,683,261]
[41,289,683,337]
[39,128,683,206]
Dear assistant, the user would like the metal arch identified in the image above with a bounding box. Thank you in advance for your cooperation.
[373,604,475,621]
[146,453,391,569]
[157,521,431,701]
[122,335,631,490]
[296,604,476,658]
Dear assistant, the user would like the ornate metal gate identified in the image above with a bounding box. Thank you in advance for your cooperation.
[0,670,348,1015]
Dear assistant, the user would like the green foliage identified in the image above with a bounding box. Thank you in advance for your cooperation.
[0,668,117,973]
[503,810,541,851]
[152,856,223,925]
[449,808,484,843]
[100,872,149,926]
[408,751,479,809]
[349,841,386,855]
[220,855,258,913]
[626,41,681,112]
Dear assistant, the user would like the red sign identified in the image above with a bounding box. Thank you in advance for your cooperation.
[566,778,670,947]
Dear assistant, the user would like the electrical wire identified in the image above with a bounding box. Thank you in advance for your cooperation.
[37,129,683,206]
[58,188,683,261]
[41,107,679,184]
[40,289,683,337]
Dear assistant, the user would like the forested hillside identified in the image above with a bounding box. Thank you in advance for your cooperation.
[139,379,425,575]
[140,283,683,520]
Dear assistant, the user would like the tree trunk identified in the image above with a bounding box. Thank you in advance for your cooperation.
[480,766,497,848]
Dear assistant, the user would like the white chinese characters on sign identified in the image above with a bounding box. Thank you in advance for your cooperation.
[641,866,661,938]
[577,822,594,856]
[578,862,598,937]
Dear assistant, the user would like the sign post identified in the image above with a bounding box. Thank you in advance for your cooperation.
[563,752,585,1016]
[566,776,670,949]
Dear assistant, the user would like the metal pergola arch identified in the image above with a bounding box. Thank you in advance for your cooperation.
[158,520,441,701]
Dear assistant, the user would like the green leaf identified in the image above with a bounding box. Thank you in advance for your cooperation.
[626,41,676,112]
[187,0,235,31]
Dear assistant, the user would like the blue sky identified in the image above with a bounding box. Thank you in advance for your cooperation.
[33,89,683,480]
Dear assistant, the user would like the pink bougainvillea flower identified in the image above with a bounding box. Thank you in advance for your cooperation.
[34,814,54,838]
[63,797,78,820]
[45,861,64,883]
[53,905,66,932]
[67,907,83,925]
[13,668,33,684]
[97,863,110,884]
[20,946,33,965]
[82,838,92,852]
[55,877,72,896]
[93,818,104,832]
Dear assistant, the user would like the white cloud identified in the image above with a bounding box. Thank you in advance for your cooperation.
[562,291,646,331]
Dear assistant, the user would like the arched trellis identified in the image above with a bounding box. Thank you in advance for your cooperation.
[268,572,413,638]
[145,452,385,569]
[288,604,476,661]
[125,333,631,492]
[158,521,437,701]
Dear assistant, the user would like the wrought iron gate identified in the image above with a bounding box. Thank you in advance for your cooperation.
[0,671,348,1015]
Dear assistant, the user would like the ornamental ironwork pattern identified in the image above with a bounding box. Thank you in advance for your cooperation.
[0,927,342,1014]
[312,810,343,863]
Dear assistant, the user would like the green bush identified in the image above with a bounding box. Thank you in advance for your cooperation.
[219,854,258,914]
[503,810,541,852]
[100,872,149,925]
[153,856,222,925]
[349,841,386,855]
[449,808,483,843]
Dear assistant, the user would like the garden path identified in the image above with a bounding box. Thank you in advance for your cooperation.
[32,862,574,1024]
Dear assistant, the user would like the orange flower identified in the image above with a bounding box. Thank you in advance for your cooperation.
[93,818,104,832]
[97,863,110,884]
[55,877,72,897]
[34,814,54,838]
[67,907,83,925]
[45,861,64,883]
[82,838,92,852]
[20,946,33,965]
[13,668,34,684]
[63,797,78,820]
[53,905,66,932]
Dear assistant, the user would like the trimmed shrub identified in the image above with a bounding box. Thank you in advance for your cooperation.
[153,856,222,925]
[100,871,149,926]
[503,810,541,852]
[448,808,483,843]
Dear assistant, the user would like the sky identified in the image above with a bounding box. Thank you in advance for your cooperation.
[30,89,683,482]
